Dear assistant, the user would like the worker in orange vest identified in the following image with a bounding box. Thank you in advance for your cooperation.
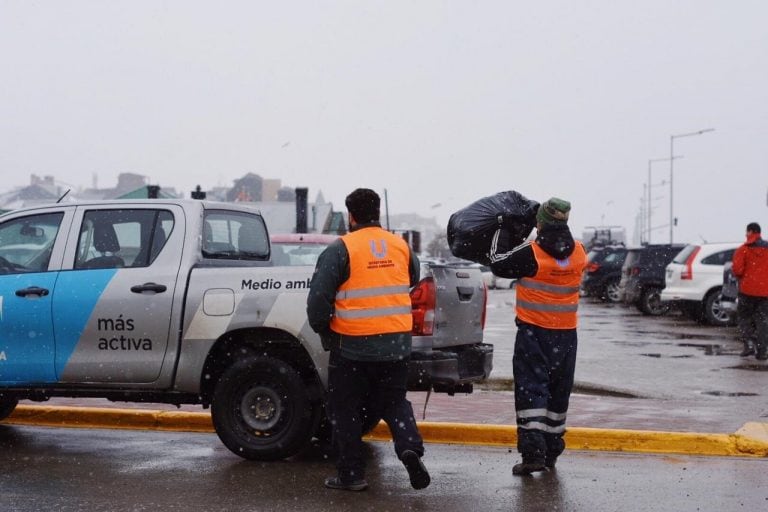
[489,197,587,475]
[307,188,429,492]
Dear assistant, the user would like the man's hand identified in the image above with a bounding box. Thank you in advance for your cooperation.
[320,329,336,351]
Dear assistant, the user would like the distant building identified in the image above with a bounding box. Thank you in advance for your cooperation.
[0,172,342,237]
[243,190,343,235]
[0,174,66,210]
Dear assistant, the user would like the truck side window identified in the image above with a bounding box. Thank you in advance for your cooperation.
[203,210,269,260]
[75,209,174,269]
[0,212,63,274]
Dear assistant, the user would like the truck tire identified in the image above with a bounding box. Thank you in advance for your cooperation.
[212,356,315,461]
[637,287,670,316]
[703,288,735,327]
[0,398,18,421]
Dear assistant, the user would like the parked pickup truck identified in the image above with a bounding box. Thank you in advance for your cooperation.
[0,200,492,460]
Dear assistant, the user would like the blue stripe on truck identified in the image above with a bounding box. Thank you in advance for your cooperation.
[53,269,117,375]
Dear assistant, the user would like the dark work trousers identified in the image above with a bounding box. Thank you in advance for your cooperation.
[326,349,425,482]
[513,319,578,461]
[737,293,768,355]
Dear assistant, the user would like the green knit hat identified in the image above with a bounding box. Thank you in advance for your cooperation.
[536,197,571,226]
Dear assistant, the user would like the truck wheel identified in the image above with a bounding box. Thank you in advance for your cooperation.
[602,279,622,303]
[212,356,315,461]
[0,398,18,421]
[703,288,735,327]
[638,287,670,316]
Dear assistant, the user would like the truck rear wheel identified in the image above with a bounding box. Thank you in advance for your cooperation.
[212,356,315,461]
[0,398,18,421]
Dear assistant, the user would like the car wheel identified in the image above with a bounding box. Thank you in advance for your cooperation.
[638,287,670,316]
[0,398,18,421]
[703,288,735,327]
[212,356,317,461]
[602,279,622,303]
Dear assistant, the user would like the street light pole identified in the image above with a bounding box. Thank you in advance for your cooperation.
[669,128,714,244]
[647,156,681,244]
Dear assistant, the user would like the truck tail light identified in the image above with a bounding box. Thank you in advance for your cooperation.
[481,282,488,330]
[587,262,601,273]
[410,277,435,336]
[681,246,701,280]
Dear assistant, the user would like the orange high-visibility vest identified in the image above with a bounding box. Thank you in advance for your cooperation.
[330,227,413,336]
[516,241,587,329]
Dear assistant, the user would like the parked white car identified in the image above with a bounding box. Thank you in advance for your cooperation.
[660,242,740,326]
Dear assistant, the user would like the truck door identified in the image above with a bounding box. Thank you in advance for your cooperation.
[52,206,184,384]
[0,210,70,384]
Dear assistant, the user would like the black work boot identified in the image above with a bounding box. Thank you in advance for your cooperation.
[512,457,546,476]
[544,456,558,469]
[324,476,368,491]
[400,450,430,490]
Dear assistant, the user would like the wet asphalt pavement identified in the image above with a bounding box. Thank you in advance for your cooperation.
[2,426,766,512]
[478,289,768,433]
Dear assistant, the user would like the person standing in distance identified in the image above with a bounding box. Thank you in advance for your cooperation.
[489,197,587,475]
[732,222,768,360]
[307,188,430,492]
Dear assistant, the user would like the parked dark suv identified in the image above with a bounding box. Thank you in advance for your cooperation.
[580,245,627,302]
[618,244,685,315]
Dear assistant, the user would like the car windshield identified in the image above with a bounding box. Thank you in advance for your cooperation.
[603,250,626,265]
[271,241,331,266]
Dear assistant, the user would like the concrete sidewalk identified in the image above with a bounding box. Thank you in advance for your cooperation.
[4,402,767,458]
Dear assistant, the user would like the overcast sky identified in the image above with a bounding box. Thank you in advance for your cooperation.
[2,1,767,245]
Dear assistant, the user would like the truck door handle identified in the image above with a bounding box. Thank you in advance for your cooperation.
[131,282,167,294]
[15,286,50,297]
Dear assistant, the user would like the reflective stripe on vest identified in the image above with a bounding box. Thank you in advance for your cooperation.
[330,227,413,336]
[516,241,587,329]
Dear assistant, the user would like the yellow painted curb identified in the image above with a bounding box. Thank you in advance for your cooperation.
[4,405,767,458]
[5,405,214,433]
[366,422,768,458]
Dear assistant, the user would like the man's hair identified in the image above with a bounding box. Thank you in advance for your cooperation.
[345,188,380,223]
[747,222,761,234]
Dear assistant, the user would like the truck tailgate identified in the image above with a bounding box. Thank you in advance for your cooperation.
[415,265,485,349]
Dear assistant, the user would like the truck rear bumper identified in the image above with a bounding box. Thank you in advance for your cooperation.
[407,343,494,394]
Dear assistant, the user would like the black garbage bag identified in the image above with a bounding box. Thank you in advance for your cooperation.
[447,190,540,265]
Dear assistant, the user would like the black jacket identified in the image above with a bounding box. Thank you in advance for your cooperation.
[306,222,420,361]
[489,224,577,279]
